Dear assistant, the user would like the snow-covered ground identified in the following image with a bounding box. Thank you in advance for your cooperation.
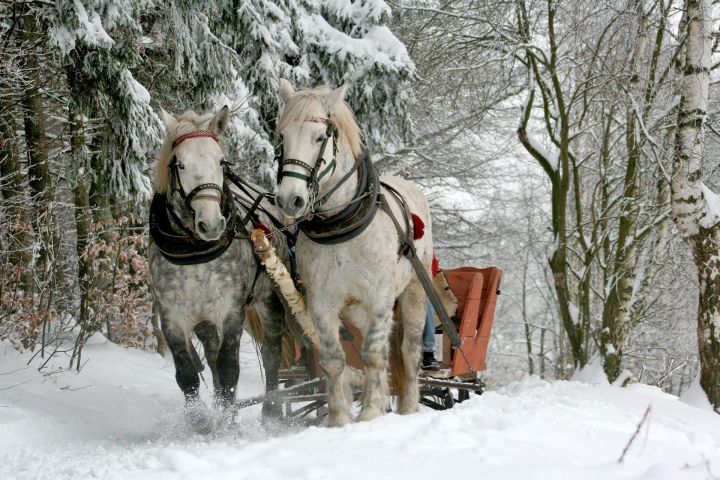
[1,336,719,480]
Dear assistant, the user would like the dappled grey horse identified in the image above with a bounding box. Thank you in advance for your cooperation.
[148,106,287,431]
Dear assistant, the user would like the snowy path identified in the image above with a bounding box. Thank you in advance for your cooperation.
[1,337,719,480]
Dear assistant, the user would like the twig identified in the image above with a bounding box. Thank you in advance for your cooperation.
[0,380,30,390]
[0,366,29,375]
[60,384,92,392]
[618,405,652,462]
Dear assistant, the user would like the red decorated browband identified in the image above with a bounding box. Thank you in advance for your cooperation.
[305,117,331,125]
[172,130,219,149]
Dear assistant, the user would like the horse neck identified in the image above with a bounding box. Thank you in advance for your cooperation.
[316,147,358,217]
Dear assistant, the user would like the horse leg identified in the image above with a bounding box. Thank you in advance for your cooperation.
[315,309,352,427]
[216,309,244,408]
[194,321,220,392]
[255,293,284,418]
[161,317,211,432]
[397,279,426,414]
[357,304,394,422]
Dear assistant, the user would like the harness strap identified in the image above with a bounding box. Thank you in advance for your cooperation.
[246,254,263,305]
[238,191,269,232]
[379,183,413,256]
[279,123,337,193]
[313,155,363,209]
[224,165,290,236]
[377,188,463,351]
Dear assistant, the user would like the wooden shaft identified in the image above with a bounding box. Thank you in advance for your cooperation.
[250,229,320,347]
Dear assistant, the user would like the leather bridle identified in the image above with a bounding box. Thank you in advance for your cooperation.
[167,130,229,212]
[277,117,338,204]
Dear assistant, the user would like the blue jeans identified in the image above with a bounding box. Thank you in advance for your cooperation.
[422,301,435,353]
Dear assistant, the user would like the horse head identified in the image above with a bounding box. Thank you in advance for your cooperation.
[275,80,362,219]
[157,106,230,241]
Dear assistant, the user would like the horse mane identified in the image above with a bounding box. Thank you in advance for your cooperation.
[277,87,363,159]
[155,110,216,194]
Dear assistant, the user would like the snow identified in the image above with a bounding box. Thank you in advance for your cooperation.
[568,302,579,325]
[572,358,610,386]
[700,183,720,228]
[2,340,720,480]
[72,0,115,47]
[526,134,558,170]
[680,373,715,412]
[299,15,412,74]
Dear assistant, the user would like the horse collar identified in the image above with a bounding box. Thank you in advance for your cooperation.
[299,151,381,244]
[149,190,239,266]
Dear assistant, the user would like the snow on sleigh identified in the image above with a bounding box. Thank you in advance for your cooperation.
[237,232,503,422]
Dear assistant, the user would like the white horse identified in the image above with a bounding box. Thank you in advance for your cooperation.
[274,80,432,426]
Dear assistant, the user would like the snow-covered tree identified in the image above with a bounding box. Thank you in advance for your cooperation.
[48,0,161,203]
[671,0,720,412]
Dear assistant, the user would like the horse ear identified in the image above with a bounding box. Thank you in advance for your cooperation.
[278,79,295,103]
[209,106,230,134]
[160,108,177,130]
[326,83,349,113]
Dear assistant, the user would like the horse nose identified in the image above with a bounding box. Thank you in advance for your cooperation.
[292,195,305,211]
[196,216,225,240]
[276,193,305,217]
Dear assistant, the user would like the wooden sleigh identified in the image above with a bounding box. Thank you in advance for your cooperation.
[238,265,503,420]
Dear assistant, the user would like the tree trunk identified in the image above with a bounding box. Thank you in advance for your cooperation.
[515,1,589,371]
[20,15,55,281]
[0,101,33,290]
[671,0,720,412]
[601,1,648,382]
[69,107,92,333]
[521,257,534,375]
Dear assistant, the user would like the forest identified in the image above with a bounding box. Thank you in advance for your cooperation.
[1,0,720,417]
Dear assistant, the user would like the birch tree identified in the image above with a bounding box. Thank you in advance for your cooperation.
[671,0,720,411]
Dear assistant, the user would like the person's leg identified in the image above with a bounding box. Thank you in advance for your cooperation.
[421,301,440,370]
[422,301,435,353]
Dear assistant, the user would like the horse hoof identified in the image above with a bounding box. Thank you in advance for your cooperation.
[185,400,213,434]
[325,413,352,428]
[215,403,238,428]
[357,407,384,422]
[397,402,419,415]
[261,400,282,419]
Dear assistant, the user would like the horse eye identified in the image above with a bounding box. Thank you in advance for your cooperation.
[177,161,185,170]
[316,135,327,144]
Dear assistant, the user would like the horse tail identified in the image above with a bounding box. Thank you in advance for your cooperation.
[388,301,406,399]
[245,307,263,342]
[245,307,295,369]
